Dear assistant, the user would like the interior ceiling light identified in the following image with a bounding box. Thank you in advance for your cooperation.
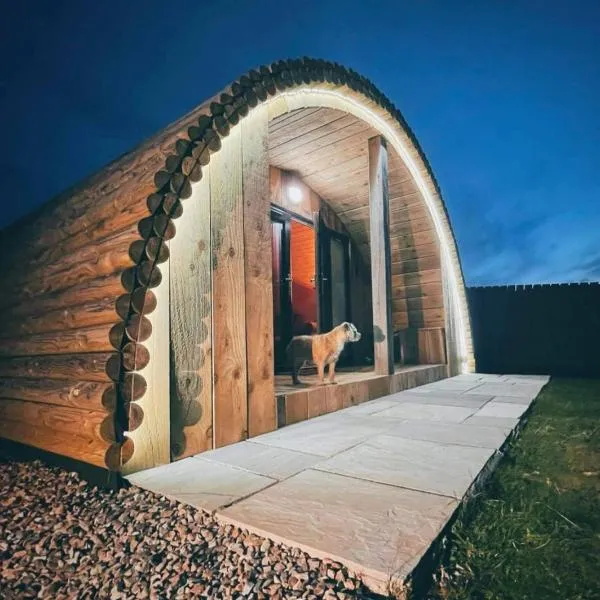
[288,185,303,204]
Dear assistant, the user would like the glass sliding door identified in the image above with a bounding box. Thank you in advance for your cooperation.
[317,215,351,343]
[330,236,349,328]
[271,210,291,372]
[271,206,317,373]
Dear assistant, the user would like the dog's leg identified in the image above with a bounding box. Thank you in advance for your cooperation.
[317,361,325,384]
[289,345,297,384]
[292,360,302,385]
[328,361,337,384]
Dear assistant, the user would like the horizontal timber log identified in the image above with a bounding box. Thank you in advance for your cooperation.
[105,343,150,379]
[0,297,120,338]
[3,196,151,284]
[393,295,445,312]
[388,201,429,223]
[392,281,443,301]
[104,437,134,471]
[3,274,125,322]
[392,308,445,330]
[388,218,434,238]
[1,227,137,308]
[0,378,112,411]
[0,353,114,382]
[390,243,439,263]
[0,325,113,357]
[391,254,440,275]
[389,229,438,252]
[0,399,111,468]
[389,199,427,220]
[391,268,442,288]
[116,289,157,319]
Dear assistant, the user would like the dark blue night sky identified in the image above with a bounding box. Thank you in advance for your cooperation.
[1,0,599,285]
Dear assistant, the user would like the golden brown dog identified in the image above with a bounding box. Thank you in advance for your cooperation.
[286,322,362,385]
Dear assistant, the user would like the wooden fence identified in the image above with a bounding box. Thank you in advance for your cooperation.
[467,283,600,377]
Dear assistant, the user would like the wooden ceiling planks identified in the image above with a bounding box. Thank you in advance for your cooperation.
[270,115,371,163]
[268,107,444,331]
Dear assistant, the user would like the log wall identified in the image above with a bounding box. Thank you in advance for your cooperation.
[0,71,220,471]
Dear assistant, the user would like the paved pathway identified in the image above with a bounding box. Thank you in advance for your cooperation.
[128,373,549,596]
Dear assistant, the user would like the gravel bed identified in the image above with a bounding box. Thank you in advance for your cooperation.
[0,461,368,599]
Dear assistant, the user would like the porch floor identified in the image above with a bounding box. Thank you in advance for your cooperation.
[275,362,418,395]
[127,373,549,596]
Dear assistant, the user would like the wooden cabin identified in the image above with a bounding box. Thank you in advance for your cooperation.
[0,59,474,485]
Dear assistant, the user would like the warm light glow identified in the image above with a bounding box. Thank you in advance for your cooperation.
[288,185,303,204]
[268,88,472,373]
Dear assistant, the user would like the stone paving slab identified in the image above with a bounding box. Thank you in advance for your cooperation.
[476,400,529,419]
[314,435,495,498]
[127,457,275,512]
[492,395,537,405]
[447,373,498,383]
[463,415,520,429]
[198,441,321,480]
[415,380,485,393]
[466,382,544,398]
[380,420,512,449]
[372,402,476,423]
[504,374,551,383]
[406,386,466,396]
[384,391,493,409]
[218,469,459,595]
[342,397,410,415]
[250,416,389,457]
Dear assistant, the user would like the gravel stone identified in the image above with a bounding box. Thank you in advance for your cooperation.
[0,461,367,599]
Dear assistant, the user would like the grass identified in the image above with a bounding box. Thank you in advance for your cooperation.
[426,378,600,600]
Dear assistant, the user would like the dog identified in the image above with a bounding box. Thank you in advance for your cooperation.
[286,322,362,385]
